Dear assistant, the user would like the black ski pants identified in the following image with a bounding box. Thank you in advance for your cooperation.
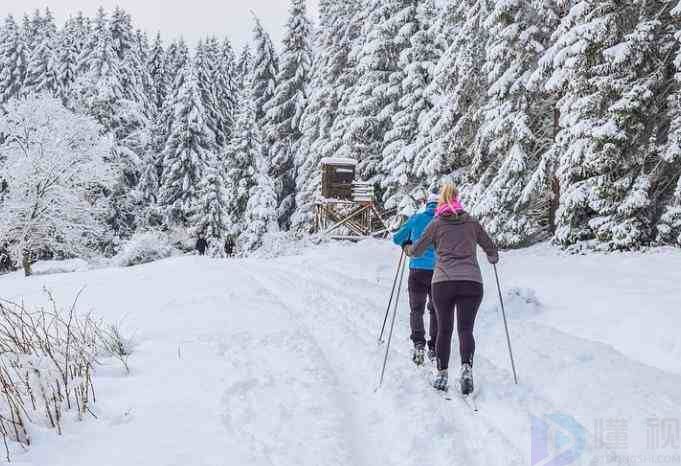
[408,268,437,350]
[432,281,483,371]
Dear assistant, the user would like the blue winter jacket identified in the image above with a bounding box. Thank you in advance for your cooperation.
[392,202,437,270]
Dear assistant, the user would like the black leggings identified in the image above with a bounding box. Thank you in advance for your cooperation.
[408,269,436,350]
[432,281,483,371]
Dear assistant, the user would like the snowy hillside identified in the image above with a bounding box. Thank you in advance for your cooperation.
[2,240,680,466]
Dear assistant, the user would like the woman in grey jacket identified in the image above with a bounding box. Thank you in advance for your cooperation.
[405,183,499,394]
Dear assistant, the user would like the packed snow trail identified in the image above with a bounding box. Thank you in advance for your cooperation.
[2,240,681,466]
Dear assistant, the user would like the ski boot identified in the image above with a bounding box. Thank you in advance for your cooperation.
[460,363,474,395]
[432,369,448,391]
[427,348,436,364]
[412,346,425,366]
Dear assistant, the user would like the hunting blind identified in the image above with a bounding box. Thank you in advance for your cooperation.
[314,158,390,240]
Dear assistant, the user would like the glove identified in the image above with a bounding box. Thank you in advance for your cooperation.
[401,240,413,256]
[404,245,415,257]
[488,253,499,265]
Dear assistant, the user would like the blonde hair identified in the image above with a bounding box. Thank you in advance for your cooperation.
[439,183,459,206]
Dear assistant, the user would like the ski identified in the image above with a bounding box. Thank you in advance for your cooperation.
[435,388,478,412]
[424,368,479,412]
[462,393,479,413]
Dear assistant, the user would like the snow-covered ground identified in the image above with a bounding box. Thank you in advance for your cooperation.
[1,240,680,466]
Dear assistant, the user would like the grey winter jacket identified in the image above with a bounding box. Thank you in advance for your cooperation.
[409,211,499,284]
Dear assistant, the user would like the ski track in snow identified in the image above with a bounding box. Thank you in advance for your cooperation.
[2,239,681,465]
[251,261,522,466]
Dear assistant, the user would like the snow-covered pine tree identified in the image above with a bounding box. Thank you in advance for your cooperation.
[251,15,279,125]
[20,14,32,48]
[133,30,162,216]
[224,81,261,237]
[73,9,149,248]
[655,1,681,246]
[110,7,152,116]
[137,150,162,227]
[336,0,421,193]
[528,0,616,248]
[72,12,92,53]
[196,153,229,252]
[292,0,362,231]
[54,17,80,104]
[138,150,159,205]
[109,7,133,60]
[195,40,221,151]
[148,33,166,115]
[75,8,106,78]
[0,15,28,104]
[264,0,313,229]
[215,37,239,145]
[600,1,679,250]
[439,0,490,187]
[41,8,57,37]
[135,30,156,114]
[157,39,190,153]
[22,9,47,53]
[73,11,123,127]
[73,10,95,78]
[239,151,279,252]
[164,39,190,93]
[539,0,675,249]
[159,65,213,227]
[319,1,370,161]
[380,0,439,218]
[205,36,236,149]
[22,15,58,96]
[237,44,254,91]
[304,1,367,227]
[508,0,566,241]
[411,1,468,182]
[428,0,462,54]
[466,0,555,247]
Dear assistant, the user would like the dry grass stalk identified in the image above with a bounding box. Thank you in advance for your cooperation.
[0,289,131,460]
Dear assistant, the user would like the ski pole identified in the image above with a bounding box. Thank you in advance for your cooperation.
[378,250,405,344]
[493,264,518,385]
[378,257,407,388]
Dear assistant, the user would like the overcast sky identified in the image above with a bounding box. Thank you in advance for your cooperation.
[1,0,319,51]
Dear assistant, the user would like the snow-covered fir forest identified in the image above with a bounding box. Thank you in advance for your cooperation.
[2,0,681,269]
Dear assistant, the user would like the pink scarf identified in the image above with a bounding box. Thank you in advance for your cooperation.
[436,199,465,217]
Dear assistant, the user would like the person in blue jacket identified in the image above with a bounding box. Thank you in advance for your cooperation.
[393,192,439,366]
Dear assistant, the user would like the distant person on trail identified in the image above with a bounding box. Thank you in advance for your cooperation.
[393,192,439,367]
[0,242,12,273]
[196,234,208,256]
[405,183,498,395]
[224,236,235,257]
[21,248,32,277]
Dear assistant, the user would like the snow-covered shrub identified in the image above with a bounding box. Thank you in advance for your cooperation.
[246,232,329,259]
[164,226,197,253]
[0,291,131,460]
[97,321,137,374]
[31,258,89,276]
[113,230,179,267]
